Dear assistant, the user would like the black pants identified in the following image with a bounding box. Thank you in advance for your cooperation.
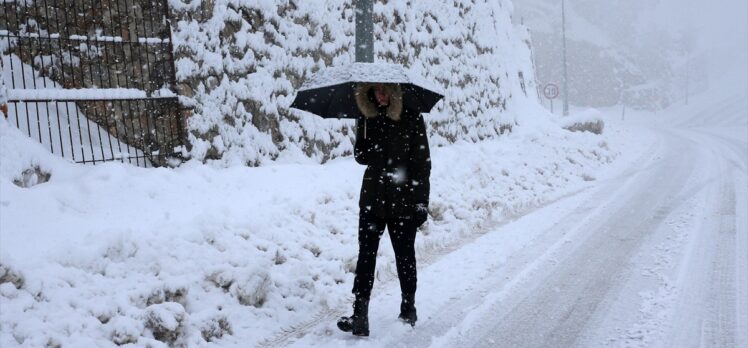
[352,212,418,299]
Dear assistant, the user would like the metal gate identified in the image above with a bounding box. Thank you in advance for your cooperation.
[1,0,185,167]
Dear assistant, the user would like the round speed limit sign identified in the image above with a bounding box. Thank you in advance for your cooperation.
[543,83,559,99]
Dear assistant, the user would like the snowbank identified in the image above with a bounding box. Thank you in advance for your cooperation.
[557,108,605,134]
[0,113,617,347]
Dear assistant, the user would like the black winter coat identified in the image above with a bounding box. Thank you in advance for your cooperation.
[354,106,431,219]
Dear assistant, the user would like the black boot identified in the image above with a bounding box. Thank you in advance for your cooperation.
[398,293,417,327]
[337,296,370,336]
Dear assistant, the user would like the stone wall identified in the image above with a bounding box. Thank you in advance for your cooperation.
[2,0,540,166]
[168,0,539,166]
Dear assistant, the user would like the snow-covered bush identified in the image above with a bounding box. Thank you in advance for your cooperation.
[144,302,187,345]
[198,314,233,342]
[558,108,605,135]
[12,166,51,188]
[169,0,539,165]
[564,119,604,135]
[0,263,24,290]
[231,270,272,308]
[108,316,144,346]
[207,266,272,307]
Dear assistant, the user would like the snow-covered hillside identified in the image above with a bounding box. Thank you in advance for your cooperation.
[511,0,700,110]
[169,0,539,165]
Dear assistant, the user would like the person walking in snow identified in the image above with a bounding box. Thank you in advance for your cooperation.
[337,83,431,336]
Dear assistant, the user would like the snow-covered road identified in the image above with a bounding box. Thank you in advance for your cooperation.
[450,126,747,348]
[280,117,747,347]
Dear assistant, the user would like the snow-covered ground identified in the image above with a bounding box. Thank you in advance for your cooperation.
[1,76,745,347]
[1,97,619,346]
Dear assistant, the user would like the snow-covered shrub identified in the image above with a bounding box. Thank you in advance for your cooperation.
[0,263,24,289]
[563,119,604,135]
[206,266,272,307]
[12,166,51,188]
[108,316,144,346]
[272,249,287,265]
[144,302,187,345]
[169,0,539,165]
[199,315,233,342]
[231,270,272,308]
[146,286,189,308]
[558,108,605,134]
[206,268,235,292]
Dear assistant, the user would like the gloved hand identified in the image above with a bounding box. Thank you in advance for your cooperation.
[413,202,429,227]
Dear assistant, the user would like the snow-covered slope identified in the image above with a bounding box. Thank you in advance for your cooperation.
[169,0,539,165]
[661,73,748,128]
[511,0,692,109]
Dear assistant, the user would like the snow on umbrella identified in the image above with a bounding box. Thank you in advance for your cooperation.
[290,62,444,119]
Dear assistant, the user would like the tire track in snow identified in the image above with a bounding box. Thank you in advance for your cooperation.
[261,124,663,348]
[606,128,745,348]
[419,126,740,348]
[694,130,740,348]
[460,130,704,348]
[256,187,592,348]
[371,129,671,348]
[703,173,737,348]
[604,197,697,347]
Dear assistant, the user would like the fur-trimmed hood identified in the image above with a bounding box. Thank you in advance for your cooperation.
[355,83,403,121]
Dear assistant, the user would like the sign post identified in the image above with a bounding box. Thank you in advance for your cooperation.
[561,0,569,116]
[355,0,374,63]
[544,83,560,114]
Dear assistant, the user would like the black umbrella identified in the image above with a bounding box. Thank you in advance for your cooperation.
[290,63,444,119]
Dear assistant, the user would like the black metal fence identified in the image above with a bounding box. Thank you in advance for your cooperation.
[1,0,185,167]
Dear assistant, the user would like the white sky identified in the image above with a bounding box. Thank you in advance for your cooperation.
[655,0,747,82]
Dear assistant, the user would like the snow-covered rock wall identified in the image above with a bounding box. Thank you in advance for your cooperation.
[169,0,539,165]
